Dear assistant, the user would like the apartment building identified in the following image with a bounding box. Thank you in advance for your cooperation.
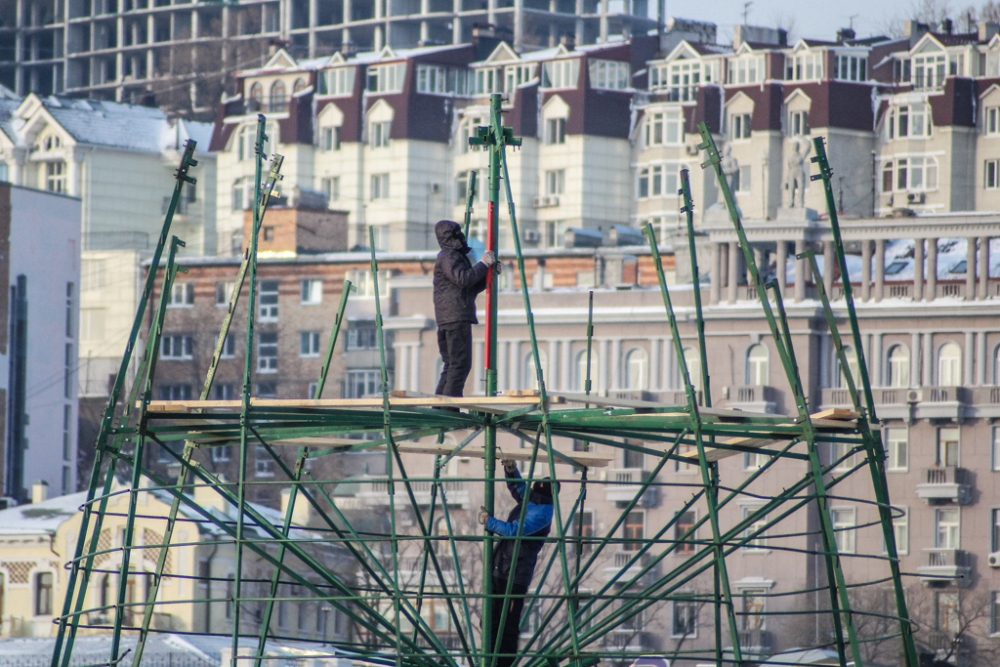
[0,0,657,116]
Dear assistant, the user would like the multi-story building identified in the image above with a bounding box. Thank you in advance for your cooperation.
[0,0,658,116]
[0,182,80,505]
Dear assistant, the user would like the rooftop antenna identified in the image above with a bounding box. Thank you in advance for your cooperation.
[849,14,858,31]
[742,1,752,25]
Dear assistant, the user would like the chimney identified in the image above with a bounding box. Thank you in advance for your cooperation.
[534,258,547,292]
[31,481,48,504]
[978,21,999,42]
[342,41,358,57]
[941,18,953,35]
[836,27,856,43]
[559,34,575,50]
[903,20,930,43]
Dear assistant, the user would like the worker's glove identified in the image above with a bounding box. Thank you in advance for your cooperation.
[478,507,491,525]
[481,250,497,267]
[503,459,517,473]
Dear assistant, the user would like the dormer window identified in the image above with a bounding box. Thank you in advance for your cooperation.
[785,52,824,81]
[248,82,263,110]
[43,135,62,151]
[366,63,406,94]
[833,55,867,82]
[911,53,946,89]
[318,67,356,96]
[504,64,535,91]
[727,56,763,85]
[472,67,501,95]
[888,104,929,139]
[542,59,580,89]
[268,80,287,112]
[588,59,630,90]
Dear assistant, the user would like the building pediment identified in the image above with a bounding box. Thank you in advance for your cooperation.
[909,33,948,56]
[262,48,297,70]
[783,87,813,106]
[484,41,519,64]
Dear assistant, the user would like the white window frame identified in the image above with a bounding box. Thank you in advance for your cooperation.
[321,125,341,151]
[319,67,356,96]
[345,369,383,398]
[255,443,275,476]
[934,507,961,549]
[370,120,391,148]
[370,173,390,200]
[301,279,323,304]
[886,426,908,472]
[830,507,857,554]
[321,176,340,202]
[300,331,321,357]
[258,280,279,321]
[167,282,195,308]
[160,334,194,360]
[588,58,630,90]
[217,331,236,359]
[257,331,278,373]
[542,59,580,89]
[366,63,406,94]
[993,427,1000,471]
[544,169,565,196]
[788,109,809,136]
[671,595,699,638]
[741,505,768,552]
[987,159,1000,190]
[729,112,752,140]
[545,117,567,145]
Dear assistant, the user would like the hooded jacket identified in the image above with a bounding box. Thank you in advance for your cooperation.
[433,220,489,326]
[486,467,554,587]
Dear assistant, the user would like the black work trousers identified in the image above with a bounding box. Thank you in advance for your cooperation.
[489,577,529,667]
[435,322,473,397]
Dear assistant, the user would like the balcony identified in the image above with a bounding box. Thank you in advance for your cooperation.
[602,551,657,586]
[354,477,470,509]
[914,386,969,421]
[916,548,971,587]
[916,467,971,505]
[724,385,777,414]
[604,468,658,506]
[818,386,969,421]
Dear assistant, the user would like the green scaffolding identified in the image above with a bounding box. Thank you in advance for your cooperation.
[51,101,919,667]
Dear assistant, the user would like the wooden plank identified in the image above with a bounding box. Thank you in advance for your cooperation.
[387,443,613,468]
[142,395,560,414]
[553,392,688,411]
[811,408,860,421]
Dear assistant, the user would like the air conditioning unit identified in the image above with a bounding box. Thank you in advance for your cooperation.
[685,143,699,156]
[906,389,922,403]
[907,192,925,204]
[523,229,541,243]
[990,552,1000,567]
[532,195,559,208]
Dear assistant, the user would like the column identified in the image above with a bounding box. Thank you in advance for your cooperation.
[727,241,739,304]
[977,330,987,385]
[344,0,353,45]
[926,238,938,301]
[752,247,763,285]
[913,238,924,301]
[396,344,409,390]
[599,339,610,394]
[710,243,721,305]
[410,343,421,392]
[473,341,484,390]
[599,0,609,42]
[965,331,975,388]
[922,332,933,387]
[650,339,661,392]
[979,236,990,299]
[874,239,885,302]
[794,240,806,302]
[68,149,83,198]
[498,340,509,392]
[775,241,788,297]
[911,333,921,389]
[548,340,559,389]
[873,333,883,386]
[861,240,872,302]
[823,240,835,297]
[611,339,622,390]
[966,238,977,300]
[560,339,571,391]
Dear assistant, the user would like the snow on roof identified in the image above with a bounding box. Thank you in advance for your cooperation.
[0,489,86,535]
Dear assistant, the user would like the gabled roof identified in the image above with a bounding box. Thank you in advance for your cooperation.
[658,40,725,65]
[262,48,297,70]
[483,41,520,64]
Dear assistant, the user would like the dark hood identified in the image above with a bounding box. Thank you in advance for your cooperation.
[435,219,470,254]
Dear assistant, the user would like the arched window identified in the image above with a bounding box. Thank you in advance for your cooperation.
[575,349,600,393]
[625,348,648,390]
[681,346,700,391]
[886,345,910,388]
[836,345,860,388]
[746,344,769,385]
[231,177,249,212]
[994,345,1000,385]
[248,82,263,110]
[938,342,962,385]
[523,349,548,390]
[293,77,307,94]
[269,80,287,112]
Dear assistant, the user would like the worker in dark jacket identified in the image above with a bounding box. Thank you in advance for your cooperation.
[433,219,496,397]
[478,460,555,667]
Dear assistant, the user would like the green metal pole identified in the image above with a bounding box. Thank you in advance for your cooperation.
[314,280,353,399]
[463,169,478,238]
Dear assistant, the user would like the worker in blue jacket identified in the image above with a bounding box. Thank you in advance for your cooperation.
[478,459,556,667]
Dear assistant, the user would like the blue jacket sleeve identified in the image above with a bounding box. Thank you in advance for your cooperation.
[505,466,526,502]
[486,503,554,537]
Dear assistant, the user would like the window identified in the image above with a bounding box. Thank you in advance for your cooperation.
[886,345,910,388]
[545,117,566,145]
[788,110,809,136]
[212,444,232,463]
[729,112,752,140]
[831,507,856,554]
[892,506,909,555]
[159,384,192,400]
[746,344,768,385]
[167,282,194,307]
[523,349,548,389]
[674,510,696,554]
[321,125,341,151]
[321,176,340,203]
[625,348,648,390]
[216,331,236,358]
[623,447,643,470]
[740,590,766,630]
[45,161,66,193]
[667,60,701,101]
[256,382,277,398]
[742,506,767,551]
[588,59,630,90]
[671,596,699,637]
[318,67,356,96]
[258,280,279,321]
[544,169,565,196]
[258,332,278,373]
[734,165,751,193]
[65,282,74,338]
[366,63,406,94]
[836,345,861,389]
[347,325,378,350]
[886,427,908,472]
[728,57,763,85]
[64,343,72,398]
[987,160,1000,189]
[231,177,251,212]
[938,342,962,385]
[215,281,235,306]
[300,331,321,357]
[675,443,696,473]
[248,82,263,109]
[542,59,580,89]
[370,173,390,200]
[345,269,391,298]
[682,346,701,392]
[832,441,856,471]
[992,591,1000,635]
[988,107,1000,136]
[912,53,946,89]
[471,67,501,95]
[35,572,53,616]
[504,64,535,92]
[370,121,391,148]
[833,54,867,81]
[622,511,644,552]
[937,427,960,468]
[82,259,104,291]
[644,110,683,146]
[785,52,824,81]
[255,443,275,476]
[63,404,72,460]
[893,104,929,138]
[301,279,322,304]
[268,80,287,113]
[935,508,960,549]
[346,369,382,398]
[569,509,594,554]
[161,334,194,360]
[935,591,960,633]
[214,383,235,400]
[992,508,1000,552]
[416,64,451,94]
[637,168,649,198]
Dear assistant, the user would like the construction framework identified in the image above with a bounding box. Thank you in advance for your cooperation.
[51,96,920,667]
